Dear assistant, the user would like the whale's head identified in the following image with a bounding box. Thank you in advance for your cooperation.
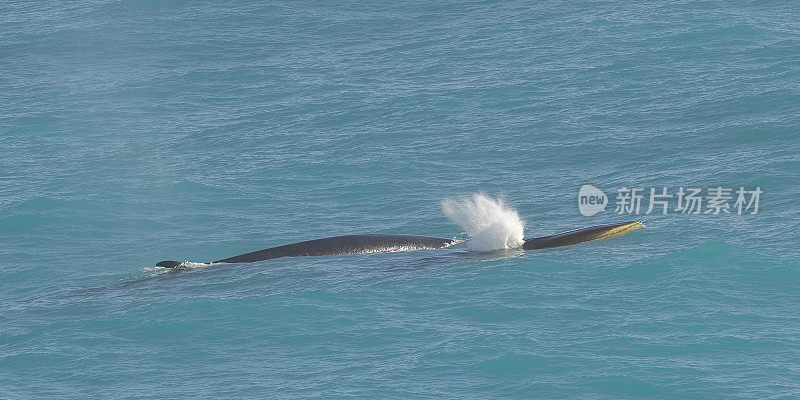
[523,221,644,250]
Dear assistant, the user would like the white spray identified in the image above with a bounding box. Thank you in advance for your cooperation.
[441,193,526,252]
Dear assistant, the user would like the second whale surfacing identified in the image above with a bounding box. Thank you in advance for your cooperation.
[156,221,644,268]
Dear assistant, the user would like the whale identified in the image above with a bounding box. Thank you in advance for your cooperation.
[155,221,643,268]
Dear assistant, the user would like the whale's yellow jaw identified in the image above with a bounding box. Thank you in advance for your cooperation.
[593,220,645,240]
[523,220,644,250]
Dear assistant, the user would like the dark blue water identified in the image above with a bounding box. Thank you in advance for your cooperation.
[2,1,799,398]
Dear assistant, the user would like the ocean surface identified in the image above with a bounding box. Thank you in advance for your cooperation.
[2,1,799,398]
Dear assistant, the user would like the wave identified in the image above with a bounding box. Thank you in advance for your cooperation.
[441,193,525,252]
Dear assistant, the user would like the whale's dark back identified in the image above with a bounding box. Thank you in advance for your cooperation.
[215,234,456,263]
[156,234,456,268]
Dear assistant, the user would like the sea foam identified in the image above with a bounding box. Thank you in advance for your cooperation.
[441,193,525,252]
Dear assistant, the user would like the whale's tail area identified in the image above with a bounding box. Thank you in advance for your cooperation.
[523,220,644,250]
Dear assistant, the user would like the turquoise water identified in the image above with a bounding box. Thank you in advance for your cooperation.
[2,1,799,398]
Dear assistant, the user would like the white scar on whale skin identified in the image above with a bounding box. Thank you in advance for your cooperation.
[441,193,526,252]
